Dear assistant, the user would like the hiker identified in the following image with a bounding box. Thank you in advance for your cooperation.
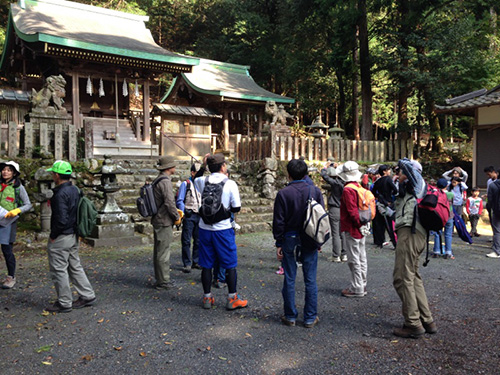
[486,175,500,259]
[44,160,96,313]
[273,159,322,327]
[0,161,32,289]
[320,159,347,263]
[194,153,247,310]
[338,161,369,298]
[152,156,181,290]
[392,159,437,338]
[447,176,468,217]
[431,178,455,259]
[483,166,498,222]
[176,158,207,273]
[372,164,398,248]
[466,187,483,238]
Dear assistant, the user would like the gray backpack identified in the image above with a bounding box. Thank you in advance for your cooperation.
[303,187,331,248]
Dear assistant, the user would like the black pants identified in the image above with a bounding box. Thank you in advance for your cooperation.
[469,214,480,235]
[1,244,15,277]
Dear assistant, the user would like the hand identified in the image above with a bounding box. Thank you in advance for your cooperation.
[5,208,21,218]
[276,247,283,261]
[318,247,322,253]
[174,209,184,226]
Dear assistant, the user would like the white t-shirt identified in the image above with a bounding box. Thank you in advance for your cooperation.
[194,172,241,231]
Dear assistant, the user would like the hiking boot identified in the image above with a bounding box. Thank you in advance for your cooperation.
[432,253,440,258]
[393,325,425,339]
[202,295,215,309]
[182,265,192,273]
[154,281,176,290]
[331,256,341,263]
[340,255,348,262]
[212,279,227,289]
[281,316,296,326]
[226,294,248,310]
[422,321,438,334]
[2,276,16,289]
[72,296,96,309]
[304,316,319,328]
[45,301,72,313]
[444,254,455,260]
[341,288,364,298]
[486,252,500,258]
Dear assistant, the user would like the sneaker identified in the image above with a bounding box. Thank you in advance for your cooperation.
[275,266,284,275]
[432,253,440,258]
[212,279,227,289]
[331,256,341,263]
[443,254,455,260]
[393,324,425,339]
[486,252,500,258]
[202,296,215,309]
[304,316,319,328]
[182,265,192,273]
[2,276,16,289]
[154,281,176,290]
[280,316,296,326]
[474,233,481,237]
[226,294,248,310]
[72,296,96,309]
[383,241,390,247]
[340,255,348,262]
[45,301,72,313]
[192,263,202,270]
[341,288,364,298]
[422,320,438,334]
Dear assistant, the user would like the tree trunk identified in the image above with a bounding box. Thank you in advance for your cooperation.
[335,70,346,130]
[352,27,360,140]
[396,0,410,142]
[358,0,372,140]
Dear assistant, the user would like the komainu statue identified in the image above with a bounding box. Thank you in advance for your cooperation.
[31,75,68,116]
[265,100,296,127]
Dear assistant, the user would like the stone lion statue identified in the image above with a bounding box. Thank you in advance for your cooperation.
[265,100,296,127]
[31,75,68,116]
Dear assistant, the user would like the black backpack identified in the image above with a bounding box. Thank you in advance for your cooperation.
[198,177,231,225]
[136,177,168,218]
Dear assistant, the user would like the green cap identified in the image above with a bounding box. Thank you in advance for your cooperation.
[46,160,73,175]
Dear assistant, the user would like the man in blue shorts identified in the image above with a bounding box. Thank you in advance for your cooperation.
[194,153,247,310]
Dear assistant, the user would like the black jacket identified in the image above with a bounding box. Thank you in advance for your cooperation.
[50,181,80,240]
[372,175,398,207]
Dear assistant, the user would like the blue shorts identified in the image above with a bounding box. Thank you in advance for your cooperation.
[198,228,237,269]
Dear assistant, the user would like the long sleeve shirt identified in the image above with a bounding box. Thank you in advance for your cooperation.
[340,182,363,239]
[466,197,483,216]
[320,168,344,208]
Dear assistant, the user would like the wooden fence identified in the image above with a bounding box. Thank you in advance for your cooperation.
[236,134,414,162]
[0,121,78,161]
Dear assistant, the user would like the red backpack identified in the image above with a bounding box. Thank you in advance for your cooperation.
[417,184,450,232]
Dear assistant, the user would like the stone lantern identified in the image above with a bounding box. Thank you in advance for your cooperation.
[33,167,55,234]
[308,115,328,138]
[328,125,345,139]
[85,159,142,247]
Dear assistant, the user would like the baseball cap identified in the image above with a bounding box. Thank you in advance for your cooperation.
[46,160,73,175]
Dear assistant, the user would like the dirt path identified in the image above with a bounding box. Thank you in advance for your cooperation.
[1,227,499,374]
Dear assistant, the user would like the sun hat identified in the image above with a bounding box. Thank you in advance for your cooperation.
[336,161,362,182]
[156,156,177,170]
[46,160,72,175]
[327,166,337,177]
[206,153,226,166]
[0,161,20,176]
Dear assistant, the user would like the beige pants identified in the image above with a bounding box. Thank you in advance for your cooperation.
[344,232,367,294]
[393,227,433,328]
[153,225,173,286]
[47,234,95,308]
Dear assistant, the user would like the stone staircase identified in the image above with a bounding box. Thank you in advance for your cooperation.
[105,159,273,242]
[87,117,159,158]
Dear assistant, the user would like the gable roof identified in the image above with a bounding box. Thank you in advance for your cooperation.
[162,58,294,104]
[435,86,500,115]
[2,0,198,70]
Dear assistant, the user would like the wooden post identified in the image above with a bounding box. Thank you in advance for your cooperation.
[54,123,63,160]
[321,138,327,161]
[401,138,407,159]
[24,122,33,158]
[307,138,313,161]
[368,141,374,162]
[407,138,414,160]
[71,73,80,129]
[287,136,293,160]
[294,136,299,159]
[394,139,400,161]
[388,140,393,161]
[279,136,285,160]
[300,137,306,158]
[223,109,229,151]
[84,119,94,159]
[235,133,241,162]
[143,80,150,142]
[68,124,77,161]
[345,140,351,161]
[8,122,17,158]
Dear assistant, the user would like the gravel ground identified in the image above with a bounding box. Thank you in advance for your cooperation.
[1,224,499,375]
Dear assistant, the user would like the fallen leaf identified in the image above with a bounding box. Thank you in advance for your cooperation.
[219,356,227,361]
[81,355,92,361]
[206,346,211,351]
[41,361,52,366]
[161,333,168,336]
[139,352,147,357]
[164,341,172,345]
[41,311,50,316]
[97,318,104,323]
[391,340,399,343]
[245,333,252,337]
[6,324,11,328]
[58,342,62,346]
[35,345,52,353]
[114,346,122,351]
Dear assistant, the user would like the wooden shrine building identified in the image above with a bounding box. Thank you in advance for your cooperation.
[0,0,199,158]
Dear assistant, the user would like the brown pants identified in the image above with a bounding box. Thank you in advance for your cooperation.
[393,227,433,328]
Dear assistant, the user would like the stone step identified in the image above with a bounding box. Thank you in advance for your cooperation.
[238,222,272,234]
[236,212,273,223]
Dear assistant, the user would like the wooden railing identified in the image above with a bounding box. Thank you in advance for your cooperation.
[236,133,414,162]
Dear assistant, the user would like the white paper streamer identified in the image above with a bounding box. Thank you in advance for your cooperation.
[86,76,92,96]
[99,78,105,97]
[122,78,128,96]
[134,80,140,97]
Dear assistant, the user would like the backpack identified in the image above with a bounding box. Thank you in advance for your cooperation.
[303,187,331,248]
[77,193,98,238]
[346,183,376,224]
[136,176,168,218]
[198,177,231,225]
[417,184,450,232]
